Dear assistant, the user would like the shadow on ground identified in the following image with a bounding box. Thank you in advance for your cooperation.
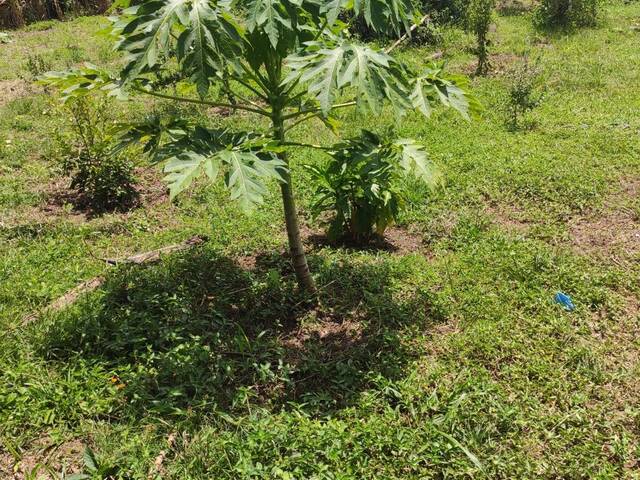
[37,245,446,419]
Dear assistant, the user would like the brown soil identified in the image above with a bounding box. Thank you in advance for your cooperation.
[463,53,522,77]
[2,166,169,229]
[0,79,30,108]
[234,224,429,273]
[569,177,640,264]
[303,224,427,256]
[485,202,532,233]
[281,317,365,362]
[0,437,85,479]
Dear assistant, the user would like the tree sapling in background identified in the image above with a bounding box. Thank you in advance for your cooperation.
[50,89,138,212]
[467,0,496,75]
[504,56,544,130]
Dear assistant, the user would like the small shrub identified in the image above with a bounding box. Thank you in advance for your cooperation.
[534,0,599,29]
[22,53,52,80]
[409,20,446,46]
[504,56,544,129]
[467,0,496,75]
[59,97,137,212]
[306,130,439,244]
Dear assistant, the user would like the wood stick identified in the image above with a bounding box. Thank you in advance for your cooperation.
[385,14,431,53]
[22,235,207,324]
[102,235,207,265]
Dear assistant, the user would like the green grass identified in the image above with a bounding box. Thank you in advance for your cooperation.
[1,3,640,478]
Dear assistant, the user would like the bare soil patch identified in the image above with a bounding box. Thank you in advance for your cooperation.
[0,437,85,479]
[235,224,428,273]
[462,53,522,77]
[0,79,31,108]
[304,225,427,256]
[281,318,364,355]
[485,202,532,233]
[2,167,169,230]
[569,177,640,264]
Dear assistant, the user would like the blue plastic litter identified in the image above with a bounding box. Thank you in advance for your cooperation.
[554,292,575,311]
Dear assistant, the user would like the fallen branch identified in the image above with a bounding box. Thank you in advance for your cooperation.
[385,15,431,53]
[22,235,207,324]
[103,235,207,265]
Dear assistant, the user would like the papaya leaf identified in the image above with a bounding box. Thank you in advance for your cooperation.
[38,64,123,103]
[410,64,481,120]
[114,0,190,78]
[287,42,410,115]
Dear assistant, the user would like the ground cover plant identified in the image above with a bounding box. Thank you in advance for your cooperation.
[0,1,639,479]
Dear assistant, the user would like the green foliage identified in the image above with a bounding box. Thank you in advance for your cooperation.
[38,0,476,288]
[286,42,409,115]
[419,0,471,25]
[43,0,475,215]
[22,53,52,80]
[38,63,123,103]
[2,4,640,478]
[466,0,495,75]
[306,130,438,242]
[504,56,544,129]
[534,0,599,29]
[57,97,138,212]
[160,127,287,208]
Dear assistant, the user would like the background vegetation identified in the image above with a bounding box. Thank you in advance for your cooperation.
[1,0,639,478]
[0,0,109,29]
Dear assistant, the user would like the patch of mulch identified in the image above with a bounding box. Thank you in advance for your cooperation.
[569,178,640,264]
[0,79,31,108]
[0,437,85,479]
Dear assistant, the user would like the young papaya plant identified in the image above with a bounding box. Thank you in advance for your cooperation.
[40,0,479,293]
[305,129,439,244]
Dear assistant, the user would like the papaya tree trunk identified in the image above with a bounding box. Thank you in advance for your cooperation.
[273,113,316,293]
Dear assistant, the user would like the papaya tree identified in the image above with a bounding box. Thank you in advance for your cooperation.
[41,0,478,293]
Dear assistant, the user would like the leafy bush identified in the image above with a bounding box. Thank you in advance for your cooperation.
[467,0,496,75]
[22,53,52,80]
[306,130,439,244]
[504,57,544,129]
[534,0,599,29]
[58,97,137,212]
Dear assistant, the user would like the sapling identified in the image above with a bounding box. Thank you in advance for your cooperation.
[41,0,479,292]
[467,0,496,75]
